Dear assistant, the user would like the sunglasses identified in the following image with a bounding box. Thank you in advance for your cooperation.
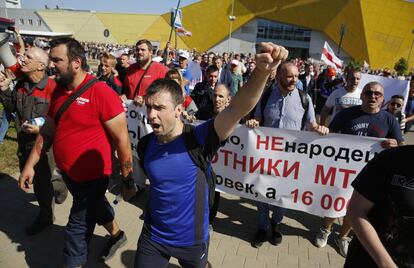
[389,102,402,108]
[363,90,383,97]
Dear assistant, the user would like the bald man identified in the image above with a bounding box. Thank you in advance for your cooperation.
[0,47,65,235]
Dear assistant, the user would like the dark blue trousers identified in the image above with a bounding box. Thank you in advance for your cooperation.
[62,174,114,268]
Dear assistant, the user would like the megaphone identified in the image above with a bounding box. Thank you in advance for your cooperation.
[0,32,21,75]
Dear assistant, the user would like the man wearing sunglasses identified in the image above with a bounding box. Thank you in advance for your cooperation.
[386,95,405,133]
[314,81,404,258]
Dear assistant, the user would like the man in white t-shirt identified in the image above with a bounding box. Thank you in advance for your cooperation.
[319,68,362,126]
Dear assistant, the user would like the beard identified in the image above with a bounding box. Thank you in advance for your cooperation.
[56,66,75,88]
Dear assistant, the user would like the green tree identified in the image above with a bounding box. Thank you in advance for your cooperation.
[394,57,409,76]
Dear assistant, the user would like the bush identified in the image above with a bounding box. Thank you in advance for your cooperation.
[394,57,409,76]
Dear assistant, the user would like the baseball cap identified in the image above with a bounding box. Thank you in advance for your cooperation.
[230,59,239,66]
[178,50,190,60]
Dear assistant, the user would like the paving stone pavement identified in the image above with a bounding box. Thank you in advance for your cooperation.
[1,132,413,267]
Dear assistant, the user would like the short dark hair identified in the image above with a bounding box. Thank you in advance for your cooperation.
[136,39,153,52]
[146,79,184,106]
[50,37,87,70]
[206,65,219,74]
[391,94,404,101]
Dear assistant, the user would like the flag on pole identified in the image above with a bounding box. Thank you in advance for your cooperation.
[177,27,192,37]
[321,41,343,70]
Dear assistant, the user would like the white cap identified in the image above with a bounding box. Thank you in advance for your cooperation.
[178,50,190,60]
[230,59,239,66]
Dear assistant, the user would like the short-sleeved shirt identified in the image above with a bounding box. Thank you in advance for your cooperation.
[345,146,414,267]
[324,86,362,121]
[254,85,316,130]
[48,74,124,181]
[143,120,221,247]
[123,61,168,99]
[329,105,404,143]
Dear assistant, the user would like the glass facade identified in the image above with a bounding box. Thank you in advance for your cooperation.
[256,19,312,58]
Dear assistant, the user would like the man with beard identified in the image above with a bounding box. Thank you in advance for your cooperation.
[19,38,135,267]
[246,61,329,249]
[0,47,67,236]
[122,39,168,106]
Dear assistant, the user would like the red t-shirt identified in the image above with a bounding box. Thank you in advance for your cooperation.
[48,74,124,181]
[124,61,168,99]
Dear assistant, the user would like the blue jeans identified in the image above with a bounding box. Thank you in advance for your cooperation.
[62,174,114,268]
[0,110,13,143]
[257,202,286,230]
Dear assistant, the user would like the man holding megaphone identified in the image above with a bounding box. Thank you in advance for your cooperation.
[0,46,65,236]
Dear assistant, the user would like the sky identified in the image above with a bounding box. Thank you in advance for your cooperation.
[21,0,201,14]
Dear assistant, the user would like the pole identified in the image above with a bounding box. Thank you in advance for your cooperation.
[337,24,347,56]
[227,0,235,53]
[168,0,181,44]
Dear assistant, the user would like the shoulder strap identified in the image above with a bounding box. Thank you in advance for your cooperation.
[132,61,153,99]
[137,133,153,174]
[54,78,98,124]
[182,124,209,170]
[259,82,274,126]
[298,89,310,130]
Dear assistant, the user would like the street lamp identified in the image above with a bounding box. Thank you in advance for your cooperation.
[227,0,236,53]
[337,24,347,56]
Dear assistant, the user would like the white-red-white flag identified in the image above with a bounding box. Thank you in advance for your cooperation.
[321,41,343,70]
[176,27,192,37]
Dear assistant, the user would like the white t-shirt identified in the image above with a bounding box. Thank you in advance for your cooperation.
[325,86,362,121]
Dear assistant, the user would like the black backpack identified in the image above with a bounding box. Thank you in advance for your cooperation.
[259,83,310,130]
[137,124,217,208]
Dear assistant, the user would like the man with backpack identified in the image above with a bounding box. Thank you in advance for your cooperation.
[134,42,289,268]
[246,61,329,248]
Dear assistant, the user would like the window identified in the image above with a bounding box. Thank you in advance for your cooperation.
[28,19,33,25]
[37,19,42,26]
[19,18,24,25]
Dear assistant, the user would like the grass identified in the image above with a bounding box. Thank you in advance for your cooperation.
[0,104,19,176]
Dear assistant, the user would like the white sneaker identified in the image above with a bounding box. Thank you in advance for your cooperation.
[335,236,351,257]
[314,228,331,248]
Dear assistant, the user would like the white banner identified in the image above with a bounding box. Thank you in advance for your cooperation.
[126,102,384,217]
[359,73,410,111]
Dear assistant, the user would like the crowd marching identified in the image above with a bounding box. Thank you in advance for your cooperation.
[0,28,413,268]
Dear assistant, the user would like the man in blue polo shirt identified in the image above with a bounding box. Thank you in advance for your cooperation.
[134,42,289,268]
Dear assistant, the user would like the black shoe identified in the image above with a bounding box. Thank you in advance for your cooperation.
[251,229,267,248]
[25,217,54,236]
[101,230,127,261]
[270,224,283,245]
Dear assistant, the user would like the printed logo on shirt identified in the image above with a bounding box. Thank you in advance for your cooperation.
[144,75,152,78]
[76,97,90,106]
[391,174,414,190]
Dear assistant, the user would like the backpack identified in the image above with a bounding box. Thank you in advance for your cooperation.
[137,123,217,209]
[259,83,309,130]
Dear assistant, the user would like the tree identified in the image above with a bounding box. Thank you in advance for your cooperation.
[394,57,409,76]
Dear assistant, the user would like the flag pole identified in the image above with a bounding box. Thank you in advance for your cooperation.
[168,0,181,44]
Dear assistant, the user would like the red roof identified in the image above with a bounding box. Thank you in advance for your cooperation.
[0,17,14,25]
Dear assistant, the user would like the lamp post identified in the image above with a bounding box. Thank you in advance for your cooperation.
[227,0,236,53]
[337,24,347,56]
[408,29,414,67]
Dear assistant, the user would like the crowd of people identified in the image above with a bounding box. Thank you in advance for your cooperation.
[0,33,413,268]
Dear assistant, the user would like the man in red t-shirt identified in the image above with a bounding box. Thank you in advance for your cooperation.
[19,38,135,267]
[121,39,168,105]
